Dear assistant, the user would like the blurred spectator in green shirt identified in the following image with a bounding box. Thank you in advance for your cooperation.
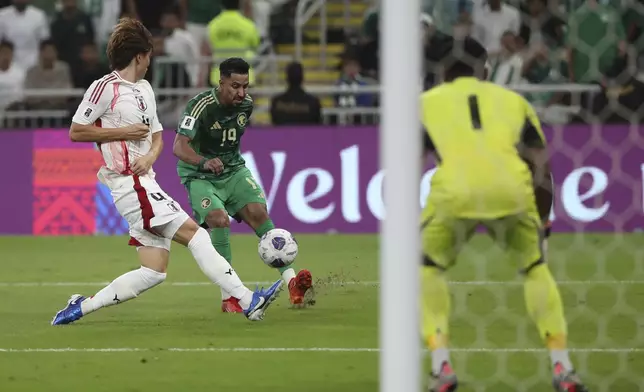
[565,0,626,83]
[51,0,94,75]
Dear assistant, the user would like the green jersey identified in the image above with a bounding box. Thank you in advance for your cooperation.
[177,89,253,183]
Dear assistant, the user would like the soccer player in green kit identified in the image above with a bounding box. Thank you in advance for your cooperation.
[173,58,314,313]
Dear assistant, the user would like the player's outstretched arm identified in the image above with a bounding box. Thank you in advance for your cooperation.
[69,122,149,143]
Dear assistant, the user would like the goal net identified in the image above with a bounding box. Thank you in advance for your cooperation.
[414,1,644,391]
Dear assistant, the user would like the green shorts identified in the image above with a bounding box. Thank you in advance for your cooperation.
[185,167,266,225]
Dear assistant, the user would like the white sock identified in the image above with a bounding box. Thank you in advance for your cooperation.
[188,228,251,301]
[80,266,166,315]
[221,288,232,301]
[281,268,296,284]
[238,291,254,310]
[550,349,573,371]
[431,348,450,375]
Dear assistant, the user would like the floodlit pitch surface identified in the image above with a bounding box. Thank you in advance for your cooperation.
[0,234,642,391]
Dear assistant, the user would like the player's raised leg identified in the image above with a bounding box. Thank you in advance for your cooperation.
[420,212,475,391]
[230,168,313,307]
[504,215,588,392]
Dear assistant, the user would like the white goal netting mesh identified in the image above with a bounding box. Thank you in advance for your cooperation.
[419,0,644,390]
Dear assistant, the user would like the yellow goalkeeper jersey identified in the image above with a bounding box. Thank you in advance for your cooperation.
[420,77,546,219]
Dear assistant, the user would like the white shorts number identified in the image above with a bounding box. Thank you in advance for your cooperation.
[111,176,189,250]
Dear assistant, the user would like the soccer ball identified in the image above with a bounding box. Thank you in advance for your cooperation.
[258,228,298,268]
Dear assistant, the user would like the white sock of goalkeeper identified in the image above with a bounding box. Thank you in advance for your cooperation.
[81,266,166,315]
[550,350,574,371]
[188,228,254,309]
[431,348,451,375]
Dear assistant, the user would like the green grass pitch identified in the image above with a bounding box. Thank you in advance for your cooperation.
[0,233,642,392]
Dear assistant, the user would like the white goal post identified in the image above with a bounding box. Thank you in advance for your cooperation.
[379,0,422,391]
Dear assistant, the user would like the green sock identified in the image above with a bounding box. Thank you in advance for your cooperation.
[255,219,294,275]
[211,227,232,264]
[254,219,275,238]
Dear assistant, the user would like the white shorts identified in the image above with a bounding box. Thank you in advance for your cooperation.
[110,174,190,251]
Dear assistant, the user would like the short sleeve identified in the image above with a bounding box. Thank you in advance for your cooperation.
[71,79,112,125]
[151,113,163,133]
[177,112,200,139]
[146,86,163,133]
[520,98,546,148]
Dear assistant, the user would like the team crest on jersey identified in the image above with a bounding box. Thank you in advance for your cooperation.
[201,198,211,209]
[237,113,247,127]
[135,95,147,111]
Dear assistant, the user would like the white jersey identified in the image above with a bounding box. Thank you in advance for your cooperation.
[72,71,189,250]
[72,71,163,187]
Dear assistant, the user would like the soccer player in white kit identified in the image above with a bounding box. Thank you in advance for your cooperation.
[51,18,282,325]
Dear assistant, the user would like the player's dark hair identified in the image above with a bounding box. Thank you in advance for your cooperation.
[39,39,56,51]
[286,62,303,87]
[106,18,153,71]
[219,57,250,78]
[222,0,240,10]
[438,37,488,82]
[0,40,14,51]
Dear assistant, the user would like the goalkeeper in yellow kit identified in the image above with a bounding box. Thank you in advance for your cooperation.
[420,37,588,392]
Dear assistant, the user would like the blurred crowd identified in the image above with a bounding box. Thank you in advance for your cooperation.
[0,0,641,125]
[0,0,299,115]
[349,0,644,123]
